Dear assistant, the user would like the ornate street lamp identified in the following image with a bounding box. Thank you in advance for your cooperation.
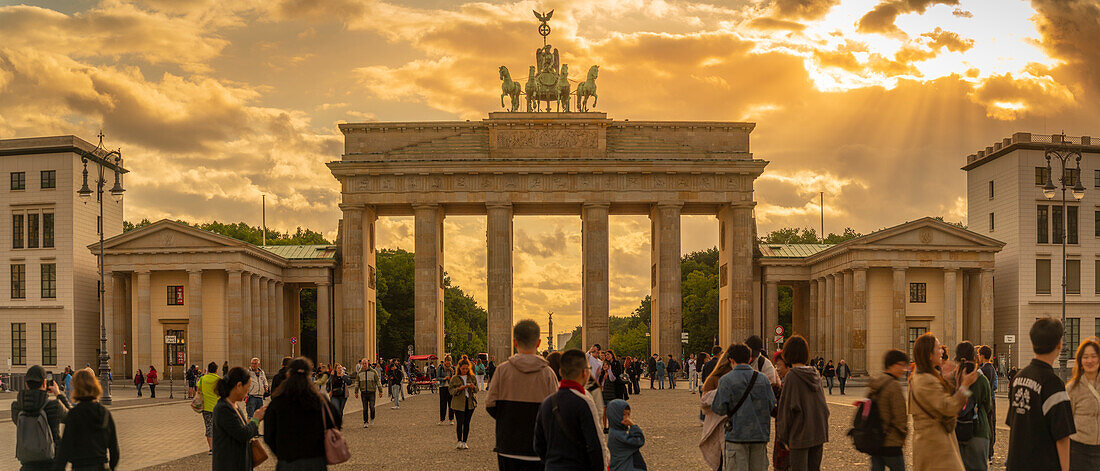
[78,132,127,405]
[1042,132,1084,380]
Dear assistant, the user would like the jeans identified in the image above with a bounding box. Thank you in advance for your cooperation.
[454,408,474,442]
[689,371,700,391]
[657,377,665,389]
[723,442,768,471]
[360,390,376,423]
[1070,439,1100,471]
[870,454,905,471]
[136,383,143,396]
[790,445,823,471]
[330,395,347,416]
[649,374,655,389]
[826,377,834,394]
[149,384,156,398]
[440,387,454,421]
[630,376,640,394]
[669,373,677,389]
[390,384,402,407]
[959,437,988,471]
[838,378,847,395]
[246,395,264,418]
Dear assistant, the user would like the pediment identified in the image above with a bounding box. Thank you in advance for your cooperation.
[852,218,1004,249]
[98,220,244,251]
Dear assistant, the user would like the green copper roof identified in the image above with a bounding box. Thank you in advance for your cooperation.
[758,243,833,258]
[260,245,337,260]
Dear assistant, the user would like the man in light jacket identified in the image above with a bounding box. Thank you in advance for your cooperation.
[486,320,559,470]
[712,343,776,471]
[354,357,383,427]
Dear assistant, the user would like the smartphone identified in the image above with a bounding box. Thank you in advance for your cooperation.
[47,379,55,388]
[961,362,975,374]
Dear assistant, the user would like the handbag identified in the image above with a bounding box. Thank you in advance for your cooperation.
[233,404,267,468]
[321,396,351,464]
[190,380,204,414]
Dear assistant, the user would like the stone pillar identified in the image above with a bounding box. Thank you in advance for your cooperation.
[290,287,301,358]
[414,204,445,356]
[833,272,844,362]
[852,267,868,374]
[486,202,514,362]
[340,204,365,365]
[717,204,756,349]
[842,270,853,363]
[892,268,908,351]
[103,272,115,370]
[943,268,958,350]
[814,278,826,358]
[188,269,203,367]
[135,270,151,371]
[980,269,994,347]
[824,274,835,361]
[250,274,261,361]
[240,272,252,366]
[227,270,243,367]
[275,281,285,362]
[266,278,277,368]
[765,281,779,343]
[363,207,378,363]
[108,273,126,372]
[582,202,610,351]
[317,282,331,364]
[650,202,682,359]
[807,282,818,356]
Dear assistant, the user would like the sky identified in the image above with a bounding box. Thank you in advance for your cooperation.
[3,0,1100,338]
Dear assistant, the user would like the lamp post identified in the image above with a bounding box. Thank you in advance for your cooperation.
[1042,132,1084,380]
[77,133,126,405]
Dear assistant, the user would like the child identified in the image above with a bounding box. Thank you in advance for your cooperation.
[607,399,646,471]
[534,349,608,470]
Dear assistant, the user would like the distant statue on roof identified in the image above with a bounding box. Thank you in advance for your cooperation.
[576,65,598,112]
[499,66,521,112]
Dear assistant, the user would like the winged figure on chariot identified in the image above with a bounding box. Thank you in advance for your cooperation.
[497,9,598,112]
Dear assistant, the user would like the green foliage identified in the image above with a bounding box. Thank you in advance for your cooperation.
[761,227,862,245]
[778,286,792,343]
[299,288,317,359]
[123,219,329,245]
[563,325,582,351]
[932,216,967,229]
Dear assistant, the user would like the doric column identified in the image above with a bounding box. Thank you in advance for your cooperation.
[414,204,445,356]
[651,202,682,358]
[250,274,261,361]
[240,272,252,366]
[852,267,868,374]
[103,272,115,370]
[582,202,611,351]
[824,274,835,361]
[765,281,779,344]
[188,269,203,367]
[943,268,958,350]
[340,204,365,365]
[486,202,514,362]
[842,269,853,363]
[892,268,908,351]
[808,281,818,357]
[227,269,243,367]
[980,269,994,347]
[317,282,331,364]
[363,207,378,363]
[266,278,277,368]
[290,287,301,358]
[717,203,756,349]
[833,272,844,362]
[815,278,826,358]
[108,273,127,372]
[275,281,285,362]
[135,270,151,371]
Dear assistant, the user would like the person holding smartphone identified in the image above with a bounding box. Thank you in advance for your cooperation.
[11,365,71,469]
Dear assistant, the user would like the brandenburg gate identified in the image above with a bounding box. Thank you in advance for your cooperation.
[326,12,766,363]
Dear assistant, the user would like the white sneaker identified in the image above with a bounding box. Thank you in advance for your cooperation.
[449,420,454,425]
[391,406,399,409]
[438,421,444,425]
[456,442,463,449]
[363,422,369,428]
[461,442,469,449]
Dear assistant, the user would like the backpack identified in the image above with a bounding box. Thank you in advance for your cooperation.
[16,402,54,463]
[848,392,885,455]
[955,396,981,443]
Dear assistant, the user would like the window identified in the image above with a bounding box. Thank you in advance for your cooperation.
[42,213,53,248]
[1036,166,1051,186]
[1096,260,1100,294]
[26,213,38,249]
[1038,205,1049,244]
[908,327,928,355]
[41,323,56,365]
[989,180,994,199]
[1066,168,1081,187]
[12,214,23,249]
[1054,205,1064,244]
[10,172,25,190]
[1096,210,1100,237]
[97,216,102,235]
[1036,259,1052,294]
[39,170,55,189]
[40,264,56,299]
[167,286,184,305]
[1064,318,1080,359]
[1069,206,1079,244]
[166,329,186,366]
[989,213,995,232]
[1095,169,1100,188]
[10,264,25,299]
[909,283,927,303]
[1068,259,1081,294]
[11,323,26,366]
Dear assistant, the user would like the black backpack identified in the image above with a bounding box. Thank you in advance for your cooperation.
[955,396,980,443]
[848,393,885,455]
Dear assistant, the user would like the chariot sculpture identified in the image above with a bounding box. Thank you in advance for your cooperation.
[496,10,599,112]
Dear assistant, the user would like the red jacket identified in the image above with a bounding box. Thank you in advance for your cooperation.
[146,370,158,385]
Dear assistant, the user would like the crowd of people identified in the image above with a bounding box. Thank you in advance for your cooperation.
[10,315,1100,471]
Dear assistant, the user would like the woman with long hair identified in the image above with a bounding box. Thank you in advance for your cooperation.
[54,368,120,470]
[909,332,977,471]
[326,363,352,416]
[699,344,735,471]
[266,357,343,470]
[212,367,264,471]
[448,356,479,449]
[134,368,144,397]
[1067,337,1100,470]
[437,355,456,425]
[146,366,159,398]
[600,349,624,432]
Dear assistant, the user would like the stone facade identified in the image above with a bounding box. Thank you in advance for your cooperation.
[330,112,766,362]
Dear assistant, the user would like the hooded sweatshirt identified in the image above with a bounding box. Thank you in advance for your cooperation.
[11,388,68,465]
[485,353,560,459]
[606,399,647,471]
[866,372,908,449]
[775,365,829,449]
[54,400,119,470]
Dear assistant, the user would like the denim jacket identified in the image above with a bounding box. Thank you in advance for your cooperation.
[711,364,776,443]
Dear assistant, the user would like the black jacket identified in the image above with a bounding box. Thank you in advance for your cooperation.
[212,399,259,471]
[534,389,603,471]
[270,367,288,393]
[11,389,69,466]
[326,374,352,398]
[264,392,342,463]
[646,357,657,377]
[700,357,719,384]
[54,400,119,470]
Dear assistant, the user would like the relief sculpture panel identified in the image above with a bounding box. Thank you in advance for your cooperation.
[496,129,598,149]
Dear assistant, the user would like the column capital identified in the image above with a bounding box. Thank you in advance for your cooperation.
[981,267,994,274]
[250,273,260,280]
[275,280,284,287]
[582,202,611,209]
[317,281,331,287]
[723,201,757,210]
[135,269,151,275]
[338,203,366,211]
[655,201,685,210]
[943,267,959,273]
[485,202,513,210]
[412,203,440,211]
[227,268,243,275]
[893,266,908,272]
[187,268,204,275]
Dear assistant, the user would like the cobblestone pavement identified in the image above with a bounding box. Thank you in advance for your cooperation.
[3,383,1011,470]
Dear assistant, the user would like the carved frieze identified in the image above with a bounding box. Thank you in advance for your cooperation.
[347,171,751,194]
[495,129,598,149]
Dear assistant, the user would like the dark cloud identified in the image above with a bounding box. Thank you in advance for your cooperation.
[921,27,973,53]
[772,0,841,20]
[746,16,807,31]
[1031,0,1100,99]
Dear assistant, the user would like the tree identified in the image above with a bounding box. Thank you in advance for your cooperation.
[124,219,329,245]
[563,325,582,351]
[761,227,862,244]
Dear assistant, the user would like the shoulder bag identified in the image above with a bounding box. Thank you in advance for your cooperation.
[321,397,351,464]
[190,379,204,413]
[909,383,956,434]
[723,370,759,431]
[232,404,267,467]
